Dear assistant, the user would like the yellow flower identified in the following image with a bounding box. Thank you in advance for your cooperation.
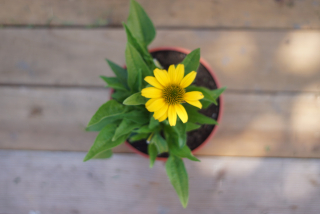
[141,64,204,126]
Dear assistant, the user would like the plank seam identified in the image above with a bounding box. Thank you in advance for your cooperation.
[0,25,319,32]
[0,84,318,95]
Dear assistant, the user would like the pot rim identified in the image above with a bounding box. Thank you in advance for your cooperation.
[124,46,224,161]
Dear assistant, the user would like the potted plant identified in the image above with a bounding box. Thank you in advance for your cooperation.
[84,0,225,208]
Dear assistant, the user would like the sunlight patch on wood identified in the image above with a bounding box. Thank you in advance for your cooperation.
[277,32,320,75]
[291,93,320,145]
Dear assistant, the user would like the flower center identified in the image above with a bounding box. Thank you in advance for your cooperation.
[162,84,185,105]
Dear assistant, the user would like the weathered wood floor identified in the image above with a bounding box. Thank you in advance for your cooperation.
[1,0,320,213]
[1,151,320,214]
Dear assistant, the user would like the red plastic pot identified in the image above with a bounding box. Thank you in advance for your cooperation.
[122,47,224,161]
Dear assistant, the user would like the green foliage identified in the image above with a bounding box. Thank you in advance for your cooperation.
[181,48,200,75]
[106,59,128,88]
[187,85,218,105]
[125,43,142,91]
[112,118,142,141]
[100,76,128,91]
[151,133,168,154]
[164,124,199,162]
[85,0,225,208]
[92,149,113,159]
[123,23,156,70]
[126,0,156,47]
[184,105,218,125]
[123,92,147,105]
[164,121,186,148]
[149,116,160,129]
[129,133,149,142]
[112,90,132,103]
[175,120,187,148]
[186,122,201,132]
[133,125,153,134]
[148,143,158,168]
[84,124,129,161]
[86,100,128,131]
[210,87,227,101]
[125,43,152,91]
[169,144,200,162]
[125,109,150,124]
[166,155,189,208]
[198,87,226,108]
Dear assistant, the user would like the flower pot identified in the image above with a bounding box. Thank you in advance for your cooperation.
[124,47,224,161]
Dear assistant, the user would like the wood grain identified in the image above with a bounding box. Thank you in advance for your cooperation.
[1,29,320,92]
[1,0,320,29]
[1,87,319,158]
[1,150,320,213]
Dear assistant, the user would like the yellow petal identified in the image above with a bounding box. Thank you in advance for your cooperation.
[184,91,204,101]
[141,87,162,98]
[180,71,197,88]
[154,68,170,87]
[185,100,202,109]
[158,111,168,122]
[146,98,157,108]
[175,64,185,84]
[153,104,169,120]
[168,64,176,83]
[144,76,164,89]
[147,98,166,112]
[168,105,177,126]
[175,104,188,123]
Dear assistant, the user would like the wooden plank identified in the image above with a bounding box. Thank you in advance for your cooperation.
[1,87,320,158]
[1,0,320,29]
[1,29,320,92]
[1,150,320,213]
[0,86,130,153]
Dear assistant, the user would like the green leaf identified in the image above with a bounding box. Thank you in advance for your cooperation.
[100,76,128,91]
[181,48,200,75]
[86,100,127,131]
[164,125,199,162]
[123,23,148,55]
[185,105,218,125]
[151,133,168,153]
[164,122,186,148]
[86,118,121,132]
[210,87,226,101]
[123,92,147,105]
[125,43,151,91]
[123,23,155,70]
[127,0,156,47]
[133,125,153,134]
[187,85,218,105]
[92,149,113,159]
[112,90,132,103]
[87,108,149,132]
[149,116,160,129]
[201,99,212,109]
[148,143,158,168]
[186,122,201,132]
[170,144,200,162]
[112,118,142,141]
[125,110,150,124]
[165,155,189,208]
[129,133,149,142]
[175,120,187,148]
[84,124,128,161]
[106,59,128,88]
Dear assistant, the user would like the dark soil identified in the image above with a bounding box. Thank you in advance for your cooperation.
[128,50,221,157]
